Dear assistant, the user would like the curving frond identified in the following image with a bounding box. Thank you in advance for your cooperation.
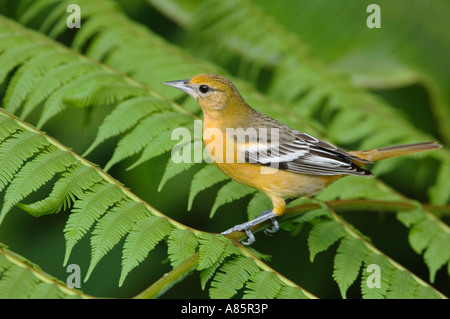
[18,164,101,217]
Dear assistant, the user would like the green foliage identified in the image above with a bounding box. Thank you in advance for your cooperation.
[209,255,260,299]
[398,207,450,283]
[0,0,448,299]
[119,215,172,286]
[167,229,198,268]
[307,220,345,262]
[333,237,368,298]
[0,246,87,298]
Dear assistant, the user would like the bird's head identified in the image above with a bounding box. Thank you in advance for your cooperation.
[162,73,248,118]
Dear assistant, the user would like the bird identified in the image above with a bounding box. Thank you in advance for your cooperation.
[162,73,442,245]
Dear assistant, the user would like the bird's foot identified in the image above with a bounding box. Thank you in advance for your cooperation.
[221,211,278,245]
[258,208,279,235]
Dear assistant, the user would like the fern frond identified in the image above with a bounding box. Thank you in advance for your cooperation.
[397,207,450,283]
[104,114,192,171]
[198,233,230,270]
[0,130,48,192]
[307,219,346,262]
[385,269,420,299]
[243,271,283,299]
[0,15,158,136]
[17,164,101,217]
[3,50,73,115]
[86,200,150,282]
[0,107,193,288]
[210,180,257,218]
[83,96,171,156]
[333,237,369,298]
[18,60,98,120]
[188,164,228,211]
[209,255,260,299]
[0,37,50,85]
[0,116,21,141]
[37,71,146,129]
[0,245,87,299]
[276,285,308,299]
[1,146,77,223]
[199,244,237,291]
[167,229,199,268]
[325,205,447,298]
[124,129,185,171]
[119,215,172,286]
[158,156,196,192]
[0,259,40,299]
[63,182,128,266]
[360,254,394,299]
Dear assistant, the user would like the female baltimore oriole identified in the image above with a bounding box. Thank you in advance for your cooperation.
[163,73,441,245]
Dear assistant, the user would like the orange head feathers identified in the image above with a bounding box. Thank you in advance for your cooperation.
[163,73,249,121]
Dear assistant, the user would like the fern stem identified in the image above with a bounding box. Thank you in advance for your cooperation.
[285,199,450,216]
[133,253,199,299]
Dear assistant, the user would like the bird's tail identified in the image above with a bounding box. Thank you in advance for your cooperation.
[349,142,442,163]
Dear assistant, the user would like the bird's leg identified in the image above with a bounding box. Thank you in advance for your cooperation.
[260,199,294,235]
[221,199,294,245]
[221,211,278,245]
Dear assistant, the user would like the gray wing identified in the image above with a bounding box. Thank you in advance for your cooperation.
[241,126,373,177]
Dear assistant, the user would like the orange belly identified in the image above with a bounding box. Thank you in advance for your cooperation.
[215,162,342,215]
[216,162,341,198]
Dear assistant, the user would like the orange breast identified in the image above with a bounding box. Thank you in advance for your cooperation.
[215,162,341,199]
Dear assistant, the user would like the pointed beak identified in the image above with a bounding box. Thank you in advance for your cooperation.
[162,79,195,97]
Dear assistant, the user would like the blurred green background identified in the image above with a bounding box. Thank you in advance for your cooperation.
[0,0,449,298]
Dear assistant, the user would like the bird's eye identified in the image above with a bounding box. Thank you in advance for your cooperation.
[199,85,210,94]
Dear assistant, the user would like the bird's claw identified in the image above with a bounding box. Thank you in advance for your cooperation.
[242,229,256,245]
[263,218,279,235]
